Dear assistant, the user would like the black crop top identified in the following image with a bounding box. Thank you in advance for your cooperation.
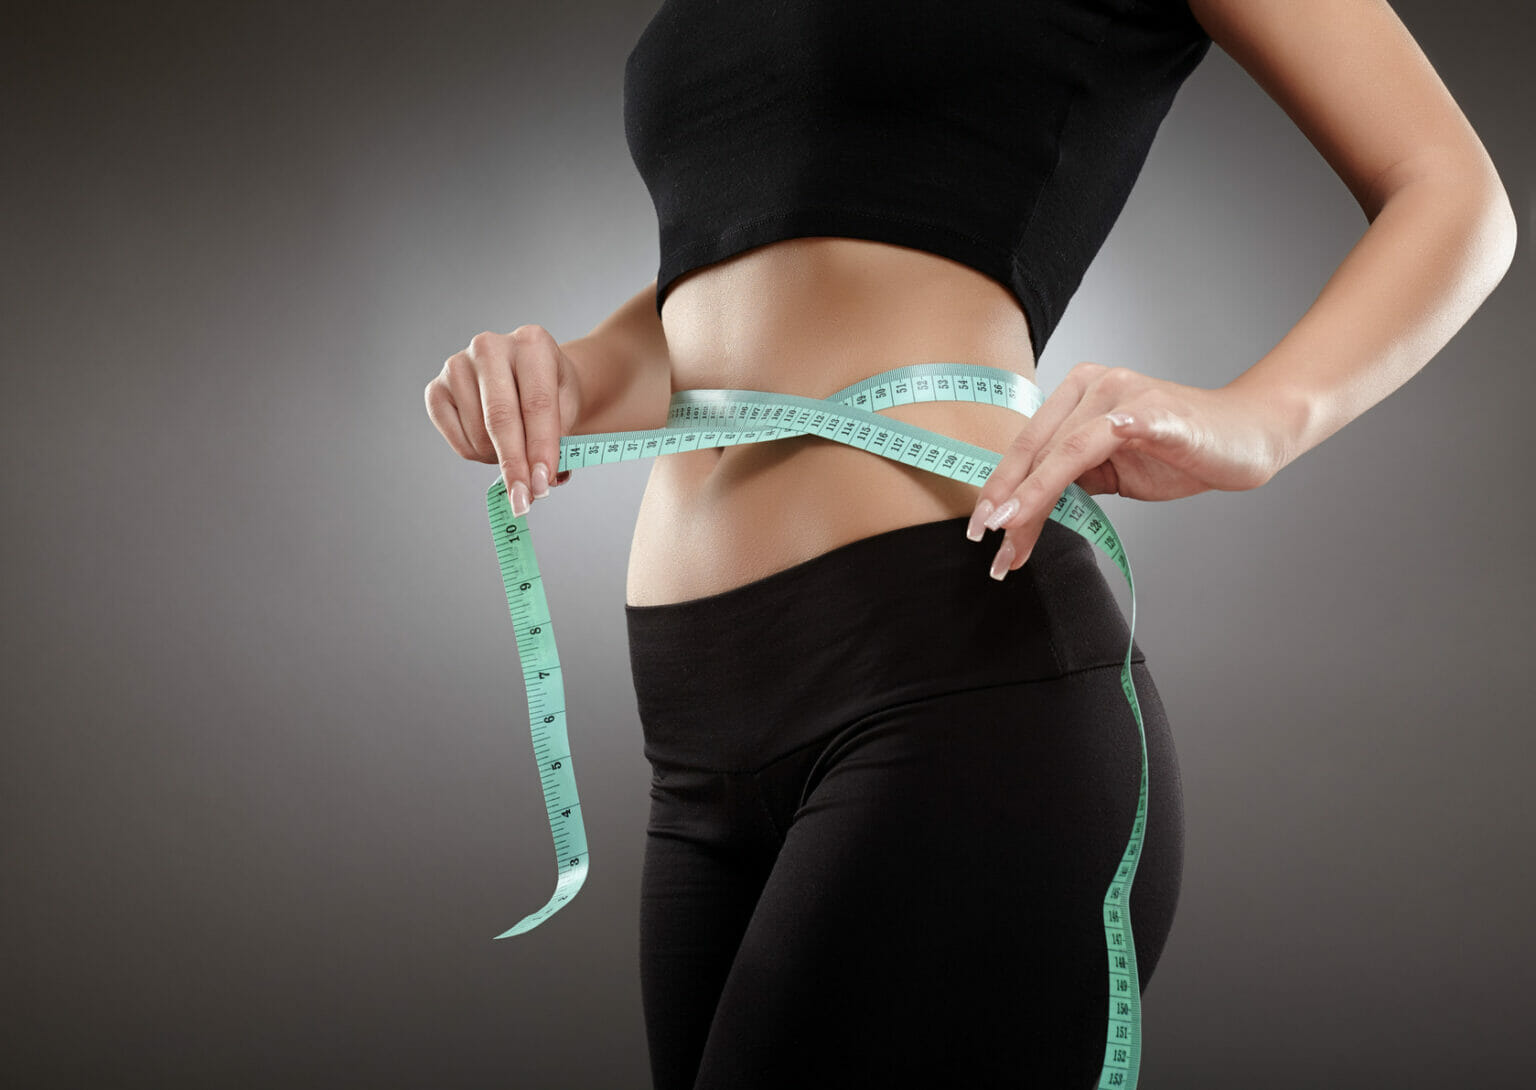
[623,0,1212,359]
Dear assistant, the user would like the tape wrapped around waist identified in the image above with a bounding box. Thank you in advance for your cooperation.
[478,361,1151,1089]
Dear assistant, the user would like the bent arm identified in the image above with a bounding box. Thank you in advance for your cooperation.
[560,279,675,436]
[1187,0,1518,470]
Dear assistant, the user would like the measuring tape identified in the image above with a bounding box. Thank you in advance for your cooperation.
[483,361,1149,1089]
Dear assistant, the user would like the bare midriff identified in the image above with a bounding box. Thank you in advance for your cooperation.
[624,236,1038,607]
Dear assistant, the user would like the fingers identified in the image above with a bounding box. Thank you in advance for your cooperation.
[423,325,572,518]
[506,325,566,502]
[965,361,1104,541]
[990,410,1125,576]
[423,376,476,460]
[423,349,486,464]
[968,362,1138,580]
[460,332,528,515]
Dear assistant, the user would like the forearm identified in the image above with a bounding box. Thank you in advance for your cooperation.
[1221,161,1517,472]
[558,279,674,436]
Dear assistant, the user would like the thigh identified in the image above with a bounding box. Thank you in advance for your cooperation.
[692,662,1184,1089]
[638,768,777,1090]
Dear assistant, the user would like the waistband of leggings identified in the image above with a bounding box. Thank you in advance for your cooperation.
[624,514,1143,772]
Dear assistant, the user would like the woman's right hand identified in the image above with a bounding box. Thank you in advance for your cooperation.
[424,325,583,516]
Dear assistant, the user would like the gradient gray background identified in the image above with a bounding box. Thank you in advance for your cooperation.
[4,1,1532,1086]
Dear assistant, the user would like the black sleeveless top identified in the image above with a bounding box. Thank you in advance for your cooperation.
[623,0,1212,359]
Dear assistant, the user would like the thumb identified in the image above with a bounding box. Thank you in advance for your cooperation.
[1107,408,1189,448]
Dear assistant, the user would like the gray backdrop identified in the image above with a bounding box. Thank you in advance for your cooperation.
[4,1,1532,1086]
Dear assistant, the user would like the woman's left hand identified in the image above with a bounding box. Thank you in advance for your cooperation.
[966,361,1291,579]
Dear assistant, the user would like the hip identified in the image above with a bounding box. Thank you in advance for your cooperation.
[625,506,1146,773]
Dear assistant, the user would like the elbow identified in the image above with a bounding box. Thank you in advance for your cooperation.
[1452,176,1519,352]
[1459,173,1518,304]
[1436,161,1518,298]
[1452,175,1518,323]
[1374,148,1518,289]
[1462,150,1518,289]
[1483,181,1518,287]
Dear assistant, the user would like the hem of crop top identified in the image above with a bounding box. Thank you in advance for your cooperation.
[651,204,1055,362]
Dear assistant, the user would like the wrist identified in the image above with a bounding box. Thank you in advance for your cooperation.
[557,331,672,437]
[1217,366,1316,479]
[556,334,607,433]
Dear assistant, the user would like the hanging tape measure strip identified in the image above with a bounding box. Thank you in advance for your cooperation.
[483,361,1148,1089]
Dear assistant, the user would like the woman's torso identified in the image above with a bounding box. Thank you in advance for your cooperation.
[625,237,1039,607]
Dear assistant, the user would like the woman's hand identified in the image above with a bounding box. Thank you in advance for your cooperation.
[424,325,583,515]
[965,361,1291,579]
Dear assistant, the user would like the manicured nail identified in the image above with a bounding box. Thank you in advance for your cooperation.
[966,499,994,541]
[983,496,1020,530]
[530,462,550,498]
[510,481,531,516]
[989,538,1016,581]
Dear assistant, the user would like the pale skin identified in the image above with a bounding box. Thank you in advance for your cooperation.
[425,0,1516,602]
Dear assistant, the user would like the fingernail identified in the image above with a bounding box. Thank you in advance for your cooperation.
[530,462,550,498]
[983,496,1019,531]
[511,481,531,516]
[966,499,994,541]
[989,538,1016,581]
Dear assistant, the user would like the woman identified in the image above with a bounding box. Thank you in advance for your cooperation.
[425,0,1515,1085]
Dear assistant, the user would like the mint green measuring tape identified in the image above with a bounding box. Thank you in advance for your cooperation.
[484,361,1148,1089]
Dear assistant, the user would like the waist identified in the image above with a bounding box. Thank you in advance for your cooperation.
[625,362,1039,607]
[658,237,1037,398]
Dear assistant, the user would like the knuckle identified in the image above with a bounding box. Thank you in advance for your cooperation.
[483,399,523,434]
[443,351,472,379]
[1018,475,1053,507]
[423,380,449,413]
[1059,428,1093,458]
[468,330,502,358]
[519,386,556,417]
[1102,365,1138,390]
[509,323,551,348]
[495,435,527,469]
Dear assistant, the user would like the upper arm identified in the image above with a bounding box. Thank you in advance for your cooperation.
[1184,0,1511,219]
[589,278,673,378]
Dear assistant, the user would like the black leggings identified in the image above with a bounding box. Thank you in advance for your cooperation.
[624,514,1184,1089]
